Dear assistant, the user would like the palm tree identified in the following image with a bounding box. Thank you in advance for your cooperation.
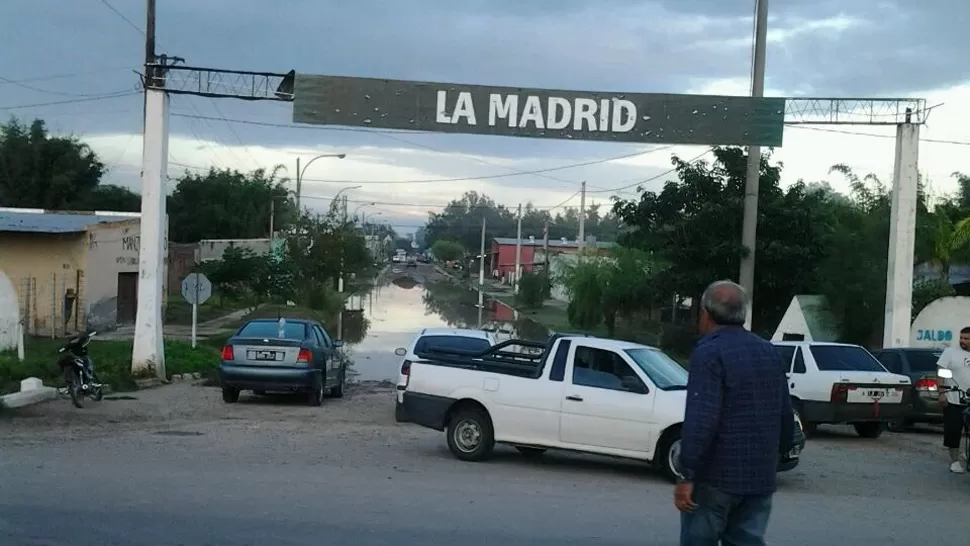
[928,211,970,283]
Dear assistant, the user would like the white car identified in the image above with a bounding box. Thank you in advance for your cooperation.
[393,328,497,422]
[773,341,913,437]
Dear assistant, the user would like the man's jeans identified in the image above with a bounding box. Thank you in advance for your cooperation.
[680,483,773,546]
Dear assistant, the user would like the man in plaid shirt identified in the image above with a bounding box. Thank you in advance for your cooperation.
[675,280,794,546]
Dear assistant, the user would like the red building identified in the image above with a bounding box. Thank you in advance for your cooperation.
[489,236,614,278]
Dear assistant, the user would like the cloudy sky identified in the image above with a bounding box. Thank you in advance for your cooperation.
[2,0,969,234]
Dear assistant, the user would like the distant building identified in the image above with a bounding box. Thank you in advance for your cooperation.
[0,207,168,335]
[489,236,614,279]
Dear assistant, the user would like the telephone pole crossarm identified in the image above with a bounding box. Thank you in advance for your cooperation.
[143,65,295,102]
[784,98,927,125]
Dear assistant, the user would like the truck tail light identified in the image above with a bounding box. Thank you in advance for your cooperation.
[915,377,938,391]
[297,349,312,364]
[221,345,234,360]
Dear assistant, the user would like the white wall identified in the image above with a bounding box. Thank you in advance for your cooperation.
[910,296,970,348]
[771,299,811,341]
[197,239,272,262]
[0,271,19,351]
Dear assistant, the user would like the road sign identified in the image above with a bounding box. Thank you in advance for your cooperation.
[181,273,212,306]
[292,75,785,147]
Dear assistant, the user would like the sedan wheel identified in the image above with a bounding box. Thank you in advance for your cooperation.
[307,382,324,407]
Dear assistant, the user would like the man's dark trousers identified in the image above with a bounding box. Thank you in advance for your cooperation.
[680,483,772,546]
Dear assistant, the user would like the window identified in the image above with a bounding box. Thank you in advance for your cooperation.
[905,350,943,372]
[792,348,807,374]
[874,352,902,374]
[312,326,329,348]
[809,345,887,372]
[549,340,572,382]
[624,348,687,390]
[237,320,307,340]
[413,335,491,355]
[775,346,796,369]
[572,346,645,392]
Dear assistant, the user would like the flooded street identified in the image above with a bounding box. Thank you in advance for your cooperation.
[342,265,548,382]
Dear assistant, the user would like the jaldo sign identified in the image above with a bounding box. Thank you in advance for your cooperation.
[292,75,785,147]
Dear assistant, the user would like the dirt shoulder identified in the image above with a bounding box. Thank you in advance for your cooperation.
[0,380,402,444]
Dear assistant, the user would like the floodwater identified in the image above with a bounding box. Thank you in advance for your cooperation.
[341,265,549,383]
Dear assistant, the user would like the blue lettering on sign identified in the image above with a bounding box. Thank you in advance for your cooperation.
[916,329,953,341]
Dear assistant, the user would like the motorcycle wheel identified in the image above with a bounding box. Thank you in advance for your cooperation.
[65,369,84,408]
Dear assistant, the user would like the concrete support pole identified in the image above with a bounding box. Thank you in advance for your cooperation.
[883,122,920,348]
[132,88,169,378]
[514,204,523,295]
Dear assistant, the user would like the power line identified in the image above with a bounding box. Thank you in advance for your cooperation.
[168,145,671,185]
[784,124,970,145]
[96,0,145,35]
[586,148,714,193]
[297,193,584,211]
[0,91,139,110]
[0,68,131,85]
[0,75,127,98]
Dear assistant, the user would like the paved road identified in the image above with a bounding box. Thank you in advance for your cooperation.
[2,384,968,545]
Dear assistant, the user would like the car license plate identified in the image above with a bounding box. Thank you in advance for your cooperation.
[247,350,280,361]
[846,388,903,404]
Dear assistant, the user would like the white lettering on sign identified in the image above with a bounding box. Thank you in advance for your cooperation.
[437,90,639,133]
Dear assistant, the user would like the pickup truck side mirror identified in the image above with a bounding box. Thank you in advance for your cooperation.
[621,376,648,394]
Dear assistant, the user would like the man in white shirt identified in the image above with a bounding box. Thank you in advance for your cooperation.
[937,326,970,473]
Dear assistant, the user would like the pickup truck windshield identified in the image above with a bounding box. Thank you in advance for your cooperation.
[625,348,689,390]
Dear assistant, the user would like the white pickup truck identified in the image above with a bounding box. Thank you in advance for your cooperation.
[402,334,805,481]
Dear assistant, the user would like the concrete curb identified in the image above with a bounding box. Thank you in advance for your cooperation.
[0,377,58,409]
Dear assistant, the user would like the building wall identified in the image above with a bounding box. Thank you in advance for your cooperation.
[771,299,812,342]
[83,219,164,331]
[168,243,199,295]
[0,271,19,350]
[491,243,537,276]
[910,296,970,349]
[197,238,272,262]
[0,231,88,336]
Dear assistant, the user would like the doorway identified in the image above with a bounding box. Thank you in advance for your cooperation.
[117,272,138,324]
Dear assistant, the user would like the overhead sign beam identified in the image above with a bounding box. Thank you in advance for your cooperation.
[292,75,786,147]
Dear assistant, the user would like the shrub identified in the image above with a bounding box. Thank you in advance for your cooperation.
[516,272,548,309]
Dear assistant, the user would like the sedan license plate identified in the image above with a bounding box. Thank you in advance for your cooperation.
[847,388,903,404]
[247,350,281,361]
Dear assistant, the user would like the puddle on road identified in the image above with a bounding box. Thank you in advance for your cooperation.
[342,268,549,383]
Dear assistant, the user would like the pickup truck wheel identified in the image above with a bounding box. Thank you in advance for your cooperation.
[853,422,884,438]
[515,446,546,458]
[656,431,683,483]
[446,408,495,461]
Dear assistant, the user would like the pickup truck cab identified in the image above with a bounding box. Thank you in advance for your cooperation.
[403,334,805,481]
[773,341,913,437]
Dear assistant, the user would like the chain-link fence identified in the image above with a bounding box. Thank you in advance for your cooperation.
[11,271,86,338]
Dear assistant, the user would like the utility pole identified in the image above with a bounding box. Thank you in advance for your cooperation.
[577,181,587,252]
[295,157,302,213]
[478,216,486,288]
[514,203,523,295]
[269,199,275,240]
[542,219,550,286]
[132,0,169,379]
[738,0,769,330]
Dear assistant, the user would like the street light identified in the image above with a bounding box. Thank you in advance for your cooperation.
[295,153,347,212]
[352,202,376,220]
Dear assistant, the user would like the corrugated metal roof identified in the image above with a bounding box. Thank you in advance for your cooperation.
[493,237,616,249]
[0,209,139,234]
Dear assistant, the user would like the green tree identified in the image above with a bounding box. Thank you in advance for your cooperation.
[0,118,106,209]
[431,239,465,262]
[613,147,830,334]
[516,272,548,309]
[168,166,296,243]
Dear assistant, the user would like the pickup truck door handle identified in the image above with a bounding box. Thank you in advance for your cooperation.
[565,395,583,402]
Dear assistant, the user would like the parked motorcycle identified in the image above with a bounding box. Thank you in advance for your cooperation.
[57,331,103,408]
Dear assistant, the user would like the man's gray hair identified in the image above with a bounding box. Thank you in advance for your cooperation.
[701,280,749,326]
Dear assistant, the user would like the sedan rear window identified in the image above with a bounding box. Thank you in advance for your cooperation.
[810,345,887,372]
[237,321,307,340]
[906,350,943,372]
[414,335,491,355]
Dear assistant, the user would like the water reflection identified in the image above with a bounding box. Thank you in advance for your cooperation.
[343,268,549,383]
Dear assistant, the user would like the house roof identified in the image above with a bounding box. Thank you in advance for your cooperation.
[0,208,139,234]
[492,237,616,249]
[794,295,840,342]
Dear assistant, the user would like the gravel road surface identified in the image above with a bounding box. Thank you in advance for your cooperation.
[2,381,967,545]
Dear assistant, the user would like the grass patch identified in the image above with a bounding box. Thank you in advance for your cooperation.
[164,297,246,325]
[0,337,220,394]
